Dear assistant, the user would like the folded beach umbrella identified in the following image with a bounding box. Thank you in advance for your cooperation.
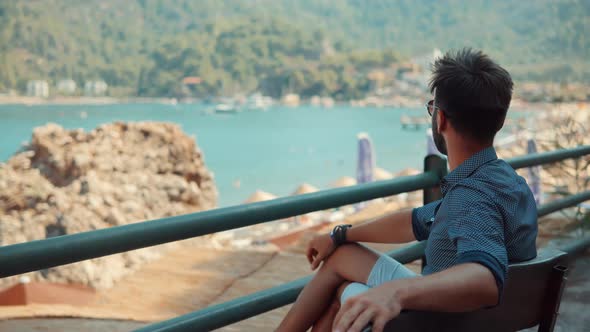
[356,133,376,210]
[330,176,357,188]
[374,167,393,181]
[395,168,421,177]
[527,138,542,205]
[426,128,444,156]
[244,190,277,204]
[292,183,319,195]
[356,132,375,185]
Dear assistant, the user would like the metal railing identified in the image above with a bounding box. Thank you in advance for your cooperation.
[135,192,590,332]
[0,171,440,278]
[0,145,589,332]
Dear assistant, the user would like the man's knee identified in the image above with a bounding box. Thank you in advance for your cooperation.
[321,243,379,283]
[323,243,362,270]
[336,281,351,302]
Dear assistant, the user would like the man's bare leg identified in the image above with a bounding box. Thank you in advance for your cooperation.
[310,282,351,332]
[310,296,340,332]
[277,244,379,331]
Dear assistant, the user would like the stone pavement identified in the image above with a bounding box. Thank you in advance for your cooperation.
[0,216,588,332]
[0,249,588,331]
[0,240,410,331]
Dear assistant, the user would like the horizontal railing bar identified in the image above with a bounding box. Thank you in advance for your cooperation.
[506,145,590,170]
[559,236,590,257]
[0,172,439,278]
[134,191,590,332]
[537,191,590,217]
[134,242,427,332]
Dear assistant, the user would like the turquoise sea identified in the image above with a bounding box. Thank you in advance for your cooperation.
[0,104,518,207]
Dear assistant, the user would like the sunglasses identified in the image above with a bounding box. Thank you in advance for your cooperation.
[425,100,440,116]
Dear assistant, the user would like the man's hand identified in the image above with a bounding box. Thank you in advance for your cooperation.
[333,282,404,332]
[306,233,336,270]
[333,263,500,332]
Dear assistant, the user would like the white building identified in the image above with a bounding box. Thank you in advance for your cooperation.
[282,93,300,107]
[84,80,108,96]
[57,79,77,94]
[26,80,49,98]
[411,48,443,72]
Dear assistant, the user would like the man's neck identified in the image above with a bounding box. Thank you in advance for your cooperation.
[446,139,492,171]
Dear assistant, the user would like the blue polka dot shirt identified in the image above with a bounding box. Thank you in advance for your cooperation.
[412,147,538,296]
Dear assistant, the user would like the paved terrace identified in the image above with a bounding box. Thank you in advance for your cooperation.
[0,214,588,331]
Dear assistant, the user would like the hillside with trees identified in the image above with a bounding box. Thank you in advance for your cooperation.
[0,0,588,98]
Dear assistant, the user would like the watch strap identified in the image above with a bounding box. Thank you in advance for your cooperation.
[330,224,352,246]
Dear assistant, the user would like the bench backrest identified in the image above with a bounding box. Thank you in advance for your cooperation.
[377,248,569,332]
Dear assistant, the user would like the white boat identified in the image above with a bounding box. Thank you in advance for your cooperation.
[245,93,273,111]
[214,103,239,114]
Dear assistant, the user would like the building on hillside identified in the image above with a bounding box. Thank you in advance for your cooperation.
[411,48,443,72]
[0,89,17,96]
[367,70,387,92]
[400,52,441,93]
[84,80,108,96]
[182,76,202,86]
[310,95,321,106]
[282,93,300,107]
[57,79,77,95]
[180,76,202,96]
[320,96,334,108]
[26,80,49,98]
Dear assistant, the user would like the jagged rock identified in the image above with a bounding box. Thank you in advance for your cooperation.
[0,122,218,289]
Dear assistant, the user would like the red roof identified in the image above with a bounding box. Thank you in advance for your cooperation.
[182,77,202,85]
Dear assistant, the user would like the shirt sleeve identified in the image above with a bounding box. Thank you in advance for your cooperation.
[411,199,442,241]
[446,185,508,301]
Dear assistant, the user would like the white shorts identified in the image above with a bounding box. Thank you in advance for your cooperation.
[340,254,419,304]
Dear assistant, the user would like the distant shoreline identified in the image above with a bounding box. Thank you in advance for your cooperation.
[0,96,180,106]
[0,95,579,112]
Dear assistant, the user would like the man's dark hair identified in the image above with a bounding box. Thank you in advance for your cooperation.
[429,48,513,144]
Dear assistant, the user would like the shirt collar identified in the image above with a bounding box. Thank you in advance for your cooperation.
[440,146,498,195]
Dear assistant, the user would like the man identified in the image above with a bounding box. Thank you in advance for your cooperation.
[277,48,538,332]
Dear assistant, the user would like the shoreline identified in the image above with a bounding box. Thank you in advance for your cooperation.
[0,95,582,111]
[0,96,180,106]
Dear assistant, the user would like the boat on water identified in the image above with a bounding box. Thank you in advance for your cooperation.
[214,103,239,114]
[245,93,273,111]
[400,114,430,130]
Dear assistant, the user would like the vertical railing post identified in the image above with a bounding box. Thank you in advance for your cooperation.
[421,154,448,270]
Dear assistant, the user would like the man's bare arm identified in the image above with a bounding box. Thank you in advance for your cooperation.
[397,263,499,311]
[346,209,416,244]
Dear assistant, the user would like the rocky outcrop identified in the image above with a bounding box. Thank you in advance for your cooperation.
[0,122,217,289]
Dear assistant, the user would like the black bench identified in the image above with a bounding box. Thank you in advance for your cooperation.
[364,248,569,332]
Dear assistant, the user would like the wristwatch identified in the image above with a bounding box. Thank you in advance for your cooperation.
[330,224,352,246]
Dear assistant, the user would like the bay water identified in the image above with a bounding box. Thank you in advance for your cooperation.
[0,104,510,207]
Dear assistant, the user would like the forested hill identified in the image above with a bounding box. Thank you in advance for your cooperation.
[0,0,588,97]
